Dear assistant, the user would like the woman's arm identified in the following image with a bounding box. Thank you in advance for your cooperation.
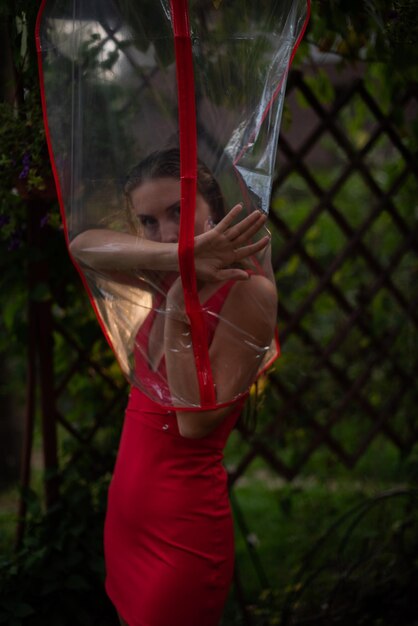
[69,205,270,282]
[164,274,278,438]
[70,229,179,272]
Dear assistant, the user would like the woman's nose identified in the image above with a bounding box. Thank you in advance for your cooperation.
[159,220,179,244]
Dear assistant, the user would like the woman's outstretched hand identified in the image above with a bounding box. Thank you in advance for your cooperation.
[69,203,269,281]
[193,204,269,282]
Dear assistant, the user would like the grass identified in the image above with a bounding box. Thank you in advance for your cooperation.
[219,428,418,625]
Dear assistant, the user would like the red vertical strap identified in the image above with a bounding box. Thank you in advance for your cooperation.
[35,1,135,383]
[170,0,215,407]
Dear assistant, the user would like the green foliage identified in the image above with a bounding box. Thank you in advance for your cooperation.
[0,92,53,263]
[307,0,418,76]
[0,6,60,357]
[0,465,116,626]
[224,472,418,625]
[0,9,125,624]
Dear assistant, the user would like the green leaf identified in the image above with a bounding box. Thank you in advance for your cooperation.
[305,69,335,105]
[12,603,35,618]
[65,574,90,590]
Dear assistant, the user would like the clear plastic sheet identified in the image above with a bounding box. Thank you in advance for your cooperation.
[37,0,309,409]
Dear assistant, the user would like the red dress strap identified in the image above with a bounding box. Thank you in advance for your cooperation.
[133,279,239,405]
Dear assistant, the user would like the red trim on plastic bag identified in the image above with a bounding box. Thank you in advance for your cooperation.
[170,0,216,407]
[233,0,311,169]
[35,0,130,378]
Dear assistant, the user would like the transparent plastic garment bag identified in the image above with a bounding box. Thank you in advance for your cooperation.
[37,0,310,409]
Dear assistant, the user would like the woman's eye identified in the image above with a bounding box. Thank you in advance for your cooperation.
[138,215,157,228]
[171,204,181,221]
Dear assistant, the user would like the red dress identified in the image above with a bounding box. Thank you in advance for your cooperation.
[103,280,245,626]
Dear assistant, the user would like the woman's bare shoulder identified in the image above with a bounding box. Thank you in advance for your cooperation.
[229,273,277,307]
[218,273,277,338]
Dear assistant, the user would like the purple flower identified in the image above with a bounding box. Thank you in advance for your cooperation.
[40,213,49,228]
[8,237,21,251]
[7,228,24,251]
[18,152,31,180]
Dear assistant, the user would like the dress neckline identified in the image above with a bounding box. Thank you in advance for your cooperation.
[145,279,237,373]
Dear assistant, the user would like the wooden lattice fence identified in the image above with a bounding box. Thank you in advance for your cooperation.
[228,70,418,485]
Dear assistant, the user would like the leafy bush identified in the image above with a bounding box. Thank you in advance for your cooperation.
[0,462,117,626]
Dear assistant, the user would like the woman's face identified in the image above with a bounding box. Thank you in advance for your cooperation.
[130,177,211,243]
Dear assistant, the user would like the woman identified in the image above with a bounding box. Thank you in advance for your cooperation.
[71,149,278,626]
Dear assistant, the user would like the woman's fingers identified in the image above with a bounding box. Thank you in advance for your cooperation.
[216,267,250,281]
[215,203,243,233]
[194,205,269,280]
[222,210,267,243]
[230,215,268,247]
[233,235,270,261]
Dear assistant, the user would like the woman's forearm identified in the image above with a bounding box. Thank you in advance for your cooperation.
[164,293,234,439]
[164,315,201,407]
[69,207,270,279]
[69,230,179,272]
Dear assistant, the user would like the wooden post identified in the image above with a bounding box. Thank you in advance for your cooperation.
[16,195,60,549]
